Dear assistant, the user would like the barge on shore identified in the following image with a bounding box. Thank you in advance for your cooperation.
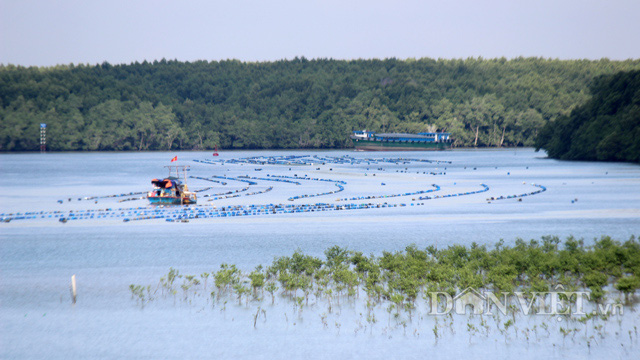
[350,130,452,151]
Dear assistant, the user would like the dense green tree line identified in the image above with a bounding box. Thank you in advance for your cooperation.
[1,58,639,151]
[535,70,640,163]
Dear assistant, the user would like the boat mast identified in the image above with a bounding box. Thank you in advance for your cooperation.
[164,165,190,185]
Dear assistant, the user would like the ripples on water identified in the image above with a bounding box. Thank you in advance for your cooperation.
[1,149,639,359]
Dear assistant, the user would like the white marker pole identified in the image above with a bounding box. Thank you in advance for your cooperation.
[71,275,77,304]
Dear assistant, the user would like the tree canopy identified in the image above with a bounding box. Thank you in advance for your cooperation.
[535,70,640,163]
[1,57,639,151]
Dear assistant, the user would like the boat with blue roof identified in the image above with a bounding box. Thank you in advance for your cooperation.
[351,130,452,151]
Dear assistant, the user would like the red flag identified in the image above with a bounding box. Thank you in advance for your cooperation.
[170,156,177,162]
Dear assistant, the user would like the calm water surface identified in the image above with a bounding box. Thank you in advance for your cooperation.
[1,149,639,359]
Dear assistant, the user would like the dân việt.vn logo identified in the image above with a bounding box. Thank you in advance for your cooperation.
[426,285,623,317]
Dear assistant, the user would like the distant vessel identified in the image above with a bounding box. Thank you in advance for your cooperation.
[148,166,197,205]
[213,146,219,157]
[350,130,452,151]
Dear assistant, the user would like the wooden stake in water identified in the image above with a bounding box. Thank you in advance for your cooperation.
[71,275,77,304]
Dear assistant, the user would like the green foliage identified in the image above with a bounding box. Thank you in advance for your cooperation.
[261,235,639,313]
[264,281,279,305]
[536,70,640,163]
[138,236,639,320]
[2,58,640,151]
[615,276,640,299]
[248,266,265,294]
[214,263,240,296]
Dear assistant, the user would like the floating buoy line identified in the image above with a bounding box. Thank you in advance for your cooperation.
[189,176,251,199]
[194,154,452,167]
[418,184,490,200]
[238,175,302,185]
[336,184,441,201]
[0,155,549,224]
[486,184,547,201]
[0,201,417,223]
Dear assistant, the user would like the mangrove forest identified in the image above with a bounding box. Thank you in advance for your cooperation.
[535,70,640,163]
[2,57,640,151]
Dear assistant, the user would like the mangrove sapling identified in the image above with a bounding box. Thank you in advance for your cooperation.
[559,326,573,347]
[277,272,294,298]
[319,313,329,329]
[233,281,250,306]
[386,304,394,327]
[583,271,608,302]
[577,314,591,339]
[214,264,240,299]
[129,284,147,307]
[253,307,262,329]
[615,276,640,302]
[201,272,210,291]
[295,296,305,316]
[181,283,190,302]
[265,281,278,305]
[507,304,518,323]
[129,284,138,300]
[366,281,384,304]
[313,284,324,306]
[165,268,181,293]
[354,315,365,335]
[314,269,330,292]
[325,245,350,269]
[467,321,479,344]
[433,317,439,344]
[401,320,408,336]
[521,327,531,347]
[404,301,416,322]
[249,266,265,299]
[479,315,491,336]
[159,277,166,296]
[181,275,200,301]
[324,288,333,313]
[366,311,377,335]
[616,312,624,332]
[503,319,514,344]
[446,313,456,335]
[297,275,312,305]
[389,293,404,318]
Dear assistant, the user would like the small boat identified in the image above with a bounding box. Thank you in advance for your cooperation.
[148,166,197,205]
[213,146,219,157]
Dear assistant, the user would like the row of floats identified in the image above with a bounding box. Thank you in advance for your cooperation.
[1,183,548,224]
[487,184,547,201]
[337,184,440,201]
[1,202,422,223]
[194,154,452,167]
[419,184,490,200]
